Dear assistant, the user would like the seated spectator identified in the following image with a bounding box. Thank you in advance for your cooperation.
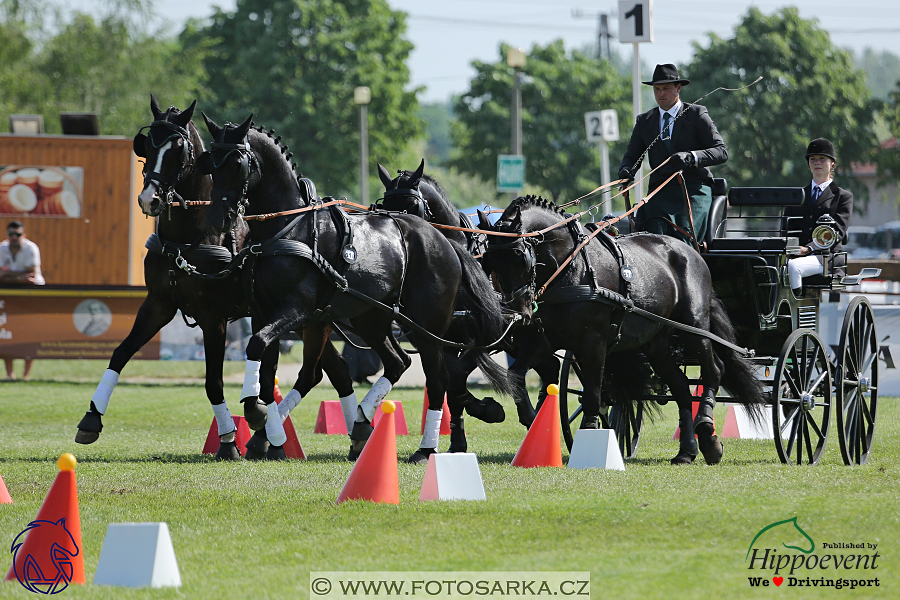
[1,220,44,379]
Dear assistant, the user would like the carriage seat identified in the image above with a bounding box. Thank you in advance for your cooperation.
[706,187,805,253]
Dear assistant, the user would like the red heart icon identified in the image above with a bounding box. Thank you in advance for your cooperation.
[773,577,783,586]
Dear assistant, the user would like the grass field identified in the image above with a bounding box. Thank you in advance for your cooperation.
[0,359,896,599]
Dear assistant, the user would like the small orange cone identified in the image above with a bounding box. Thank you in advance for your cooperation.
[314,401,349,434]
[336,401,399,504]
[271,377,307,459]
[511,384,563,468]
[420,388,450,435]
[6,454,85,591]
[0,471,12,504]
[201,415,253,455]
[273,377,284,403]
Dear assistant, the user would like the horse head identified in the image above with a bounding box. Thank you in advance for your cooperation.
[133,94,203,216]
[481,196,570,319]
[377,158,429,218]
[198,112,256,237]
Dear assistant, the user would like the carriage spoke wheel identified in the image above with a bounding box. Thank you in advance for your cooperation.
[772,329,832,465]
[836,297,878,465]
[559,351,642,458]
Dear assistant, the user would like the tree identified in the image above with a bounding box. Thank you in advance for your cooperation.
[684,7,875,190]
[874,86,900,196]
[855,48,900,102]
[182,0,422,196]
[450,40,631,204]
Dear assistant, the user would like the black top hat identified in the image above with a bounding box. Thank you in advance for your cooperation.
[805,138,836,161]
[642,64,690,86]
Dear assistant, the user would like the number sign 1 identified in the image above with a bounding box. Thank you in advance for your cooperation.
[618,0,653,43]
[584,110,619,143]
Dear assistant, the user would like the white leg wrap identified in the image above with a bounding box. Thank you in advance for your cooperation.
[265,403,288,446]
[91,369,119,414]
[339,393,358,433]
[422,409,443,449]
[278,389,302,422]
[358,377,392,422]
[241,360,261,399]
[211,401,236,436]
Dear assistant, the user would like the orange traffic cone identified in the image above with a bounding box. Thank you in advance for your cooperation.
[373,401,408,434]
[336,401,399,504]
[0,471,11,504]
[273,378,284,403]
[201,415,253,455]
[672,386,716,439]
[420,388,451,435]
[6,454,85,591]
[511,384,563,468]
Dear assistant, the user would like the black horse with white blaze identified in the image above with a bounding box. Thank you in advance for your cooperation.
[480,196,766,464]
[199,114,508,463]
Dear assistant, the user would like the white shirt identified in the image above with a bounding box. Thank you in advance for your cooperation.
[658,100,697,163]
[811,178,833,198]
[0,237,45,285]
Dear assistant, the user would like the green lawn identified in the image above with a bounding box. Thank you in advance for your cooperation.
[0,362,896,599]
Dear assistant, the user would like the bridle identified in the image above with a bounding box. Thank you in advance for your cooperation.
[135,119,195,213]
[485,235,538,308]
[204,137,255,232]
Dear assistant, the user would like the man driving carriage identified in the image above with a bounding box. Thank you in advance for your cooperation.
[618,64,727,245]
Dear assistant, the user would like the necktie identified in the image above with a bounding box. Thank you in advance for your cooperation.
[811,186,821,204]
[662,112,672,152]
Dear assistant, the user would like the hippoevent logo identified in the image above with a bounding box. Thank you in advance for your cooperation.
[10,518,80,594]
[745,517,880,590]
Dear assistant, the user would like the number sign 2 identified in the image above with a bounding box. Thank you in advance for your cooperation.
[584,110,619,143]
[618,0,653,43]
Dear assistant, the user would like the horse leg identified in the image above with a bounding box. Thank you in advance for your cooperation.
[319,334,358,434]
[76,296,176,444]
[645,347,698,464]
[346,314,409,460]
[689,336,724,465]
[408,339,450,464]
[445,349,470,453]
[200,320,241,461]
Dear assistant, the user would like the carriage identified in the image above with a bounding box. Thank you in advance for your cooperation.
[558,181,881,466]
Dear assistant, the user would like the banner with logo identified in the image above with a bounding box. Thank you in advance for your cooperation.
[0,164,84,217]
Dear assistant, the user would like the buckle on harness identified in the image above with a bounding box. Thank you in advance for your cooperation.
[175,249,189,272]
[250,244,264,255]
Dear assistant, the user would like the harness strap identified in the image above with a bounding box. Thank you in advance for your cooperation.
[539,285,753,357]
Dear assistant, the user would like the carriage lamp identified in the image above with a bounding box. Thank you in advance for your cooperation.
[810,215,840,252]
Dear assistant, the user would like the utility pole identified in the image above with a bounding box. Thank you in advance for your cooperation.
[572,9,614,60]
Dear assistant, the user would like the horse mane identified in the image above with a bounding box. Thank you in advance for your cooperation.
[508,194,568,216]
[247,123,306,182]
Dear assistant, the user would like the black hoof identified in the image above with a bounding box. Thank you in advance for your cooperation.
[347,420,374,461]
[695,422,724,465]
[244,430,270,460]
[579,414,601,430]
[265,445,287,461]
[670,452,696,465]
[516,404,536,430]
[215,441,242,461]
[449,421,467,453]
[407,448,435,465]
[242,396,268,430]
[464,397,505,423]
[75,406,103,444]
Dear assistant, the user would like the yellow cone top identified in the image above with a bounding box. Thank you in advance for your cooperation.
[546,383,560,396]
[382,400,396,414]
[274,376,279,386]
[58,453,77,471]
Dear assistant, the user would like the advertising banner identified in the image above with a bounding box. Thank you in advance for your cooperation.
[0,165,84,217]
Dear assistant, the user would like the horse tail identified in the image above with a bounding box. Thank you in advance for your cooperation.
[604,351,661,423]
[709,294,767,425]
[451,241,513,397]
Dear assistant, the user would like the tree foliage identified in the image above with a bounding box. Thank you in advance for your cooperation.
[0,1,205,135]
[450,40,631,203]
[182,0,422,195]
[684,7,875,190]
[874,87,900,193]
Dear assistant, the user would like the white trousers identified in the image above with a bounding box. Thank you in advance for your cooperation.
[788,255,823,289]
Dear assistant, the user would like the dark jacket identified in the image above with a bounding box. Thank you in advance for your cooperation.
[784,181,853,256]
[619,103,727,191]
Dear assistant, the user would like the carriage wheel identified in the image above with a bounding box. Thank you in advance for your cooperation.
[835,297,878,465]
[559,351,642,458]
[772,329,832,465]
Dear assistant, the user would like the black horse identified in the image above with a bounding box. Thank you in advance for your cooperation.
[479,196,766,464]
[199,114,509,463]
[74,96,251,459]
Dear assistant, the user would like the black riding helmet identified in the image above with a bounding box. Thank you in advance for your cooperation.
[805,138,836,161]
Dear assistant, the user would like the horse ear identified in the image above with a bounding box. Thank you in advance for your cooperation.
[150,94,162,119]
[476,209,492,231]
[510,208,523,232]
[201,111,221,140]
[377,164,393,188]
[412,158,425,181]
[234,113,254,140]
[181,100,197,122]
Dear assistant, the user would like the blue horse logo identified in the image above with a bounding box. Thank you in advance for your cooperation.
[10,518,80,594]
